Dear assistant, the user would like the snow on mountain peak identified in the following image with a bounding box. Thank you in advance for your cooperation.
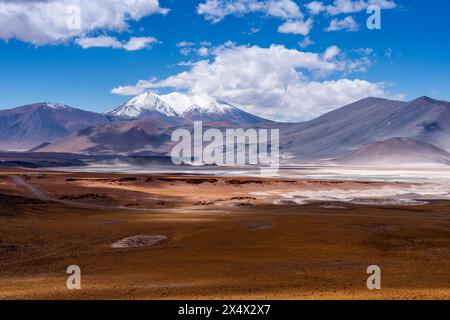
[108,92,179,118]
[108,91,237,119]
[185,102,222,115]
[160,92,197,114]
[160,92,235,115]
[44,102,68,110]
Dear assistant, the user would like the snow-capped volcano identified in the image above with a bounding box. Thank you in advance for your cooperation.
[161,92,235,115]
[106,92,268,125]
[107,92,179,118]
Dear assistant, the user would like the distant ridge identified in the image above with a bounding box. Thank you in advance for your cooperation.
[37,119,173,155]
[334,137,450,166]
[0,102,113,150]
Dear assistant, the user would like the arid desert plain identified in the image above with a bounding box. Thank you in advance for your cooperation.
[0,167,449,300]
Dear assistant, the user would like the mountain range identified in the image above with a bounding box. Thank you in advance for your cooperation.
[1,93,449,166]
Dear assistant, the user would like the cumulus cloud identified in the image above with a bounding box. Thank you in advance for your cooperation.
[197,0,311,35]
[265,0,303,19]
[0,0,168,45]
[306,0,397,16]
[305,1,326,15]
[197,0,303,22]
[323,45,341,60]
[278,18,313,35]
[325,16,359,32]
[112,43,392,121]
[76,36,157,51]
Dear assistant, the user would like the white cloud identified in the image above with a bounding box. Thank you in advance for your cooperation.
[76,36,157,51]
[197,0,303,23]
[180,47,193,56]
[279,79,389,120]
[306,0,397,16]
[266,0,303,19]
[326,0,367,15]
[278,18,313,35]
[323,45,341,60]
[305,1,326,15]
[112,44,392,121]
[177,41,196,47]
[197,47,210,57]
[176,61,197,67]
[112,78,159,96]
[197,0,310,35]
[353,47,374,55]
[123,37,158,51]
[299,36,314,48]
[325,16,359,32]
[0,0,168,45]
[178,43,211,57]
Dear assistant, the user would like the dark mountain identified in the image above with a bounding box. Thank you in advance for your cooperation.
[334,138,450,166]
[38,119,174,155]
[0,102,114,150]
[281,96,450,160]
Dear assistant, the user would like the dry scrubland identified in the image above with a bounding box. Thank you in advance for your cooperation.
[0,169,449,299]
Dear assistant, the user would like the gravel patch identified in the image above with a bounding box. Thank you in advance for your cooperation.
[111,235,168,249]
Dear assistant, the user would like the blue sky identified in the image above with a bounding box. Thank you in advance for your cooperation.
[0,0,449,121]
